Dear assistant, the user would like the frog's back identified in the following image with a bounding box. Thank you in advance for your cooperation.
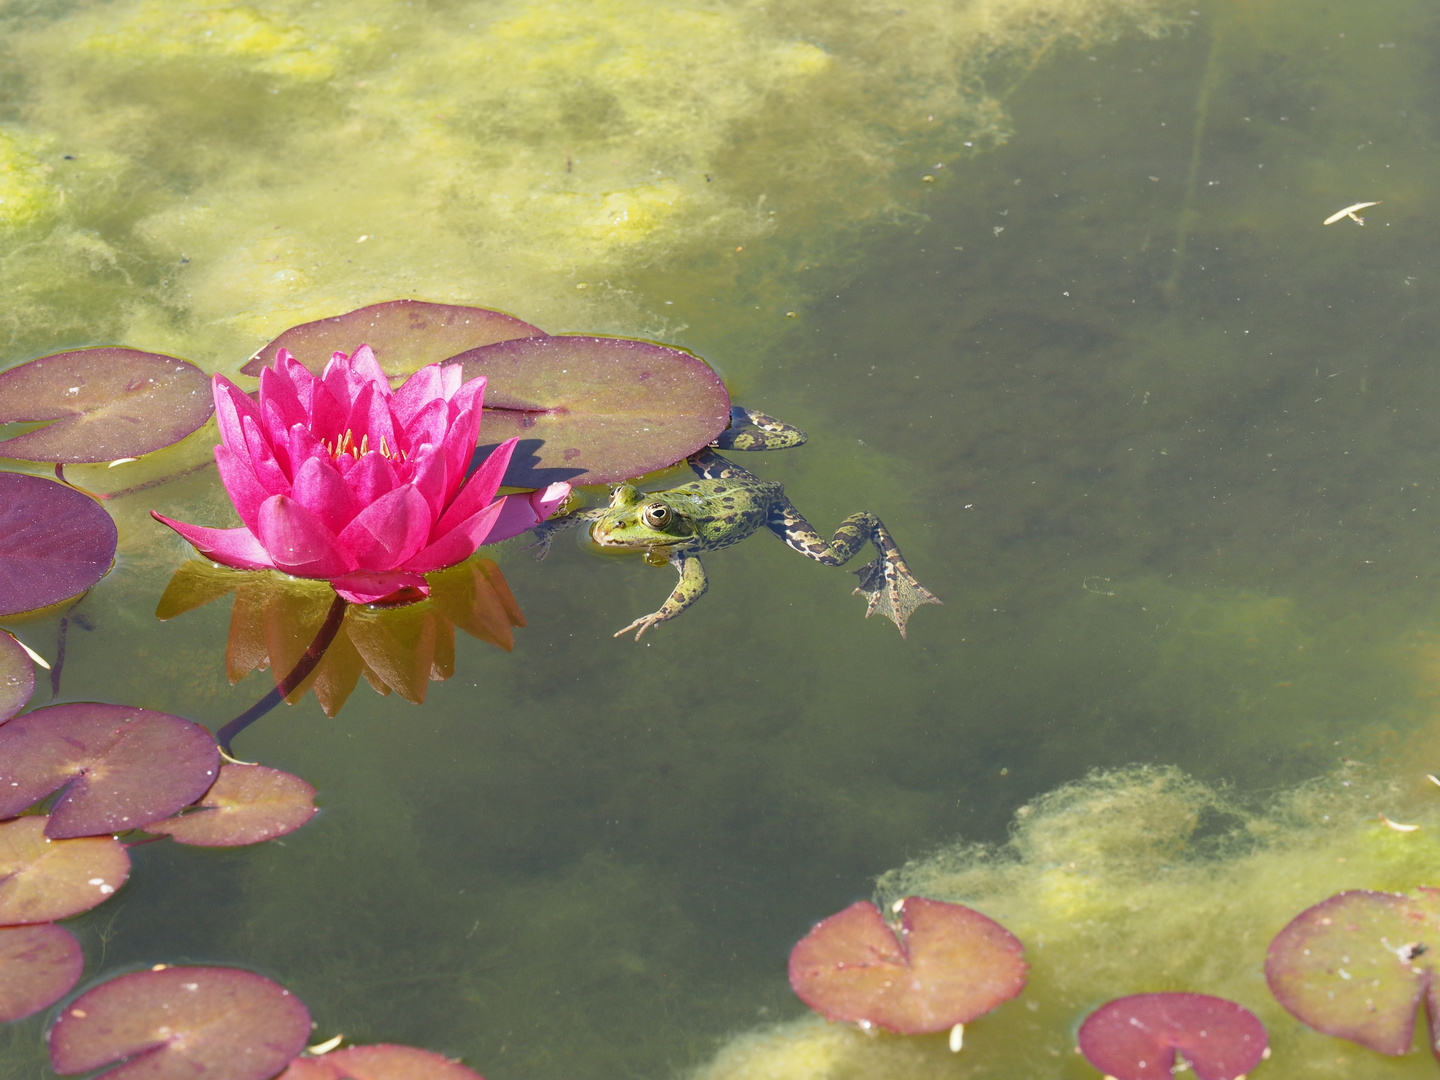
[675,476,782,550]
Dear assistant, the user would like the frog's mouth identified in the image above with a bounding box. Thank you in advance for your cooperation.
[588,521,675,551]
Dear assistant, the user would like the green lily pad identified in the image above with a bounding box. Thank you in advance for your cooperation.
[0,348,213,463]
[788,897,1027,1034]
[0,631,34,723]
[1266,887,1440,1057]
[146,764,316,847]
[0,471,118,618]
[0,816,130,925]
[280,1044,485,1080]
[0,702,220,839]
[240,300,543,378]
[48,965,311,1080]
[0,923,84,1022]
[458,335,731,486]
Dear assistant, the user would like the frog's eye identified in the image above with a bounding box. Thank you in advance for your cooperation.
[642,503,672,529]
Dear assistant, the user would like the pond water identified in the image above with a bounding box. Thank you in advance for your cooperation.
[6,0,1440,1076]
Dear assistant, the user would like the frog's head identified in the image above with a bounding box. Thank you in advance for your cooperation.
[590,483,698,555]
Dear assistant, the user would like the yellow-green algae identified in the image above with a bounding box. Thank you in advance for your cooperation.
[0,0,1174,362]
[694,763,1440,1079]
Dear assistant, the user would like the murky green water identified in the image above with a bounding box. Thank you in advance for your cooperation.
[8,0,1440,1076]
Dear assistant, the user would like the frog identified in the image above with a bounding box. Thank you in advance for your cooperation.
[525,407,940,640]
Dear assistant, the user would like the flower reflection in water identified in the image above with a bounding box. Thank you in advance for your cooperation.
[157,557,524,718]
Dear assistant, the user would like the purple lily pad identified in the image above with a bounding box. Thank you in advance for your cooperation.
[458,335,731,486]
[0,702,219,839]
[0,816,130,925]
[0,923,84,1021]
[49,965,311,1080]
[787,897,1027,1034]
[0,348,213,463]
[0,471,118,617]
[0,630,35,723]
[146,764,316,847]
[240,300,543,378]
[1078,993,1268,1080]
[1266,887,1440,1056]
[280,1044,486,1080]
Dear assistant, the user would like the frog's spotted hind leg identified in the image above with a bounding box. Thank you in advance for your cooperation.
[711,406,808,451]
[766,499,940,638]
[614,549,709,641]
[687,447,761,482]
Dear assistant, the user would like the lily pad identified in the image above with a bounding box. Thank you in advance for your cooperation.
[0,702,219,839]
[1077,993,1268,1080]
[146,764,316,847]
[0,471,118,617]
[0,923,84,1021]
[280,1044,485,1080]
[0,631,34,723]
[458,335,731,486]
[0,348,213,463]
[49,965,311,1080]
[1266,887,1440,1056]
[241,300,543,378]
[787,896,1027,1034]
[0,816,130,925]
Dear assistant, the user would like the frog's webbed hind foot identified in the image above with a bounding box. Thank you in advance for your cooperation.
[711,406,807,451]
[852,551,941,639]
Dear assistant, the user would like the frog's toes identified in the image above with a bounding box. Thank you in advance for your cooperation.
[522,531,555,561]
[615,611,666,641]
[852,554,940,638]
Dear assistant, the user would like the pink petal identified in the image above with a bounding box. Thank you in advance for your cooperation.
[486,482,571,543]
[405,498,507,573]
[331,570,430,605]
[357,381,399,459]
[407,444,448,521]
[322,344,390,409]
[434,437,517,536]
[336,485,434,571]
[213,375,262,456]
[286,422,326,479]
[349,344,389,391]
[450,372,487,414]
[241,414,291,492]
[400,397,448,459]
[214,444,270,533]
[391,366,446,428]
[259,363,307,436]
[343,450,398,507]
[261,399,294,476]
[275,348,316,416]
[291,454,363,536]
[150,512,277,571]
[440,405,486,503]
[307,378,348,445]
[255,495,359,578]
[440,363,464,399]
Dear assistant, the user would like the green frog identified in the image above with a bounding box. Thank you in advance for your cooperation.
[526,408,939,640]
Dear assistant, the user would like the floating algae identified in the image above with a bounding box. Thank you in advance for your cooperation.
[0,0,1174,362]
[695,764,1440,1079]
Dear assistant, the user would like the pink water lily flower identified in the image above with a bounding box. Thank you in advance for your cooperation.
[153,346,568,604]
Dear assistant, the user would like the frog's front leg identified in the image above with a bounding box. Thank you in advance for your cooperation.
[523,507,607,560]
[614,550,708,641]
[766,499,940,638]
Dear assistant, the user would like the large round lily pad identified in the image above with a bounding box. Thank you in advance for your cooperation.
[49,965,311,1080]
[0,702,219,839]
[0,630,34,723]
[241,300,543,378]
[0,348,213,463]
[281,1044,485,1080]
[0,816,130,925]
[787,897,1027,1034]
[146,764,316,847]
[0,923,84,1021]
[458,335,731,487]
[1078,993,1268,1080]
[0,471,118,617]
[1266,887,1440,1057]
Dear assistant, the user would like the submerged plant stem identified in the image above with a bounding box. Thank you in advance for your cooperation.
[217,593,348,755]
[1162,16,1225,305]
